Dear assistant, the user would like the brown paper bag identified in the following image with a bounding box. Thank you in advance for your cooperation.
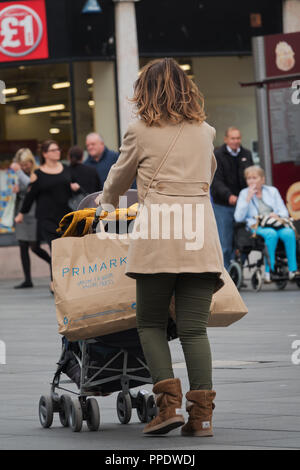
[169,269,248,327]
[208,270,248,326]
[53,234,248,342]
[52,233,137,341]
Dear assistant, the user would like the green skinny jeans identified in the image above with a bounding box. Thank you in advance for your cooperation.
[136,272,217,390]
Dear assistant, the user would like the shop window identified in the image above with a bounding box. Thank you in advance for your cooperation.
[0,63,72,167]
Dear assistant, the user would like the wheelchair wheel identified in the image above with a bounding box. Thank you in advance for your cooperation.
[275,279,288,290]
[228,261,243,290]
[251,269,262,292]
[274,264,289,290]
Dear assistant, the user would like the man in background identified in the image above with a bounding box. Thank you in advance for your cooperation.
[84,133,119,190]
[211,127,253,269]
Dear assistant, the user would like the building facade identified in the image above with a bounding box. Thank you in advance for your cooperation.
[0,0,284,249]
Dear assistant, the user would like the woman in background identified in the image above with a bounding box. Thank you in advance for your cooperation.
[68,145,101,196]
[234,165,299,282]
[11,148,51,289]
[15,140,74,292]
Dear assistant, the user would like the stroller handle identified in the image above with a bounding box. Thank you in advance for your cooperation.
[92,205,103,233]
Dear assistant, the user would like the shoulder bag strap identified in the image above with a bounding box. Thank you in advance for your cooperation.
[143,121,185,200]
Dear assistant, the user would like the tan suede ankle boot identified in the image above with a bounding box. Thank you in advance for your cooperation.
[143,378,185,435]
[181,390,216,437]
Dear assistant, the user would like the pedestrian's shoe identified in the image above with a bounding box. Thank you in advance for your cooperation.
[181,390,216,437]
[14,281,33,289]
[289,271,300,281]
[143,378,185,435]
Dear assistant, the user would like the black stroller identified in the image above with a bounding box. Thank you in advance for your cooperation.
[38,190,177,432]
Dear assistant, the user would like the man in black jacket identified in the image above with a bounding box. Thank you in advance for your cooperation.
[211,127,253,269]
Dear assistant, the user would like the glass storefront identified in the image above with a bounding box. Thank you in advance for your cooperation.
[0,62,96,168]
[0,59,118,242]
[139,56,258,155]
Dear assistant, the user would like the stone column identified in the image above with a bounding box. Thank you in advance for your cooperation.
[91,61,119,151]
[113,0,140,139]
[72,62,93,148]
[283,0,300,33]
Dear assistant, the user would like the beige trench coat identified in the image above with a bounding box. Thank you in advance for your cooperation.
[100,119,225,292]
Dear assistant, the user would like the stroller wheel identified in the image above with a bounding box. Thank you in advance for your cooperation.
[136,391,149,423]
[59,395,71,427]
[86,398,100,431]
[228,262,243,290]
[39,395,54,429]
[145,394,158,423]
[69,398,83,432]
[116,392,132,424]
[251,269,263,292]
[296,278,300,289]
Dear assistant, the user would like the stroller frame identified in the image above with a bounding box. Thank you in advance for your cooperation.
[39,337,157,432]
[52,338,153,397]
[38,190,165,432]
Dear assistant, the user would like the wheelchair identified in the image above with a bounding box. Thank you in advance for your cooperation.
[228,222,300,292]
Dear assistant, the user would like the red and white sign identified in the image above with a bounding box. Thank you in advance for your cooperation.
[0,0,48,62]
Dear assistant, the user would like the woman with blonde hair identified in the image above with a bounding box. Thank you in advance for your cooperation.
[15,140,74,293]
[97,58,224,437]
[10,148,51,289]
[234,165,299,282]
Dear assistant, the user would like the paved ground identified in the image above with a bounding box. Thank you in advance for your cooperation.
[0,276,300,450]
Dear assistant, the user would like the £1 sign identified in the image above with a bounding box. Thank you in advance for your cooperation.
[0,1,49,62]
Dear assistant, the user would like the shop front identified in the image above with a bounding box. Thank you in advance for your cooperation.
[0,0,118,243]
[0,0,283,248]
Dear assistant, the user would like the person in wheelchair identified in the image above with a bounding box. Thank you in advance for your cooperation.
[234,165,300,283]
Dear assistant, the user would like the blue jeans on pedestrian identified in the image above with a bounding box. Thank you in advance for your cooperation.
[253,226,298,273]
[213,203,235,270]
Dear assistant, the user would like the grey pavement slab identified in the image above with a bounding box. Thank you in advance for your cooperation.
[0,277,300,450]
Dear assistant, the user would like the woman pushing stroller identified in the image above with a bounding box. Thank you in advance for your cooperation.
[96,58,224,437]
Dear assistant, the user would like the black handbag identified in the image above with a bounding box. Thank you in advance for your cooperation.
[68,190,89,212]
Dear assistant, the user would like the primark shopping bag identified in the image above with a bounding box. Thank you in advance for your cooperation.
[52,233,137,342]
[169,269,248,328]
[53,233,248,342]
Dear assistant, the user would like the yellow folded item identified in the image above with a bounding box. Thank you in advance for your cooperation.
[56,209,96,237]
[57,203,139,238]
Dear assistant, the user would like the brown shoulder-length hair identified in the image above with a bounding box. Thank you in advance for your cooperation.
[40,140,59,165]
[131,58,206,126]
